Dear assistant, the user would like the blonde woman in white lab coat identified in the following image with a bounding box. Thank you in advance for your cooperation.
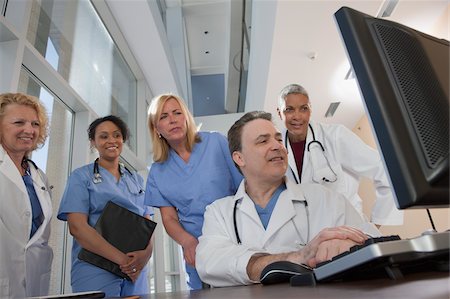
[0,93,53,298]
[277,84,403,226]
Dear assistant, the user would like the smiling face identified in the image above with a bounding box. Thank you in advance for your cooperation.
[0,103,40,160]
[233,118,288,183]
[90,121,123,162]
[155,97,188,146]
[278,93,311,142]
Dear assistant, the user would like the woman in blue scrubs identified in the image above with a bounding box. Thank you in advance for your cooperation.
[58,115,153,297]
[146,94,243,290]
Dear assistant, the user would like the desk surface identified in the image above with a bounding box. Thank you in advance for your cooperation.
[140,272,449,299]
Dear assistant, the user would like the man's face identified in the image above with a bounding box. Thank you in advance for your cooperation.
[278,93,311,142]
[233,118,288,183]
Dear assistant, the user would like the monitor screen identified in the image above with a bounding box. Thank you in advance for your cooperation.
[334,7,449,209]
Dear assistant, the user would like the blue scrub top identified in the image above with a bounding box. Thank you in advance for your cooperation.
[57,163,151,267]
[23,172,44,238]
[145,131,242,239]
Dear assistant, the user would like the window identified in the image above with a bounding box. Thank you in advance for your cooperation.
[26,0,137,151]
[18,67,74,293]
[2,0,165,293]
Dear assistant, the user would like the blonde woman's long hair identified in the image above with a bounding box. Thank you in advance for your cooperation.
[147,94,200,162]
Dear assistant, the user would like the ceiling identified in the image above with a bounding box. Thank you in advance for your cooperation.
[107,0,449,130]
[164,0,245,115]
[260,0,449,129]
[166,0,230,75]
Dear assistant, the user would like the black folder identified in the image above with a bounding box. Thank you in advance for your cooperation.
[30,291,105,298]
[78,201,157,280]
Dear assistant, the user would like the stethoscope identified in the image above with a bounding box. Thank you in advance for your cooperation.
[92,158,144,195]
[285,124,338,184]
[233,197,310,246]
[24,158,54,192]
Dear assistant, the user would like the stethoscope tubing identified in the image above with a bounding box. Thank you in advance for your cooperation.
[285,124,317,184]
[92,158,144,194]
[26,158,53,191]
[233,198,309,246]
[285,123,337,184]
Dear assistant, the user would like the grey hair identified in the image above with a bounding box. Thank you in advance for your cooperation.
[278,84,309,109]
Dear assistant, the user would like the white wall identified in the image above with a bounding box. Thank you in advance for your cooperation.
[195,112,244,135]
[244,0,278,112]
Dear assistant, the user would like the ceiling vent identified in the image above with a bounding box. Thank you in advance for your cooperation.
[325,102,341,118]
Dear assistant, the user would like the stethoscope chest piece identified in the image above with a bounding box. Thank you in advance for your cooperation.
[93,158,103,184]
[93,172,102,184]
[91,158,144,194]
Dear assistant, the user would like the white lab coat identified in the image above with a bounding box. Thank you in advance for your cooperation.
[0,145,53,298]
[196,178,380,287]
[283,121,403,225]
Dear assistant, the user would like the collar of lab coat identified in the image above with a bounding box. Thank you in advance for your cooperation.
[282,122,317,183]
[1,145,52,245]
[0,144,27,194]
[233,177,307,243]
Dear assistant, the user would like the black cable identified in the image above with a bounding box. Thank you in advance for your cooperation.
[2,0,8,17]
[426,209,437,231]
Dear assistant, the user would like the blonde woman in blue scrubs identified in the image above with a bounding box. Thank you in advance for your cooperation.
[146,94,243,290]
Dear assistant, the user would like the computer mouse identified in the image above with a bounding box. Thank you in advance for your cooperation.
[260,261,313,285]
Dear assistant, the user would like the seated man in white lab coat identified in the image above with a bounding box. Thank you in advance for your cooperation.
[196,111,380,287]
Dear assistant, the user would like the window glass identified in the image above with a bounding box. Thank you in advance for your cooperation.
[18,66,74,294]
[26,0,137,151]
[1,0,5,15]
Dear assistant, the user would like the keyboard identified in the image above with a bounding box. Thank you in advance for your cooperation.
[312,231,450,283]
[315,234,401,268]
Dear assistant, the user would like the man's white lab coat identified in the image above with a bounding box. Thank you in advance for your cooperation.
[196,179,380,287]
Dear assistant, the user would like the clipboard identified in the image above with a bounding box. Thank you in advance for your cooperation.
[78,201,156,280]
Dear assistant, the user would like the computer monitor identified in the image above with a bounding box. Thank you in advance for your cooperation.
[334,7,449,209]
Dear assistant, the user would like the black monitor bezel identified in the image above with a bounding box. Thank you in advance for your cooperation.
[334,7,449,209]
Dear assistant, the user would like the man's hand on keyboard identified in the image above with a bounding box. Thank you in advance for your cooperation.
[297,226,368,268]
[313,239,358,267]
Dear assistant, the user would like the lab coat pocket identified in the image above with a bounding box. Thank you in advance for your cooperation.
[0,277,10,298]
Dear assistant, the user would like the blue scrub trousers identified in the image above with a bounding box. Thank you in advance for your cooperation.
[72,264,149,297]
[186,264,203,290]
